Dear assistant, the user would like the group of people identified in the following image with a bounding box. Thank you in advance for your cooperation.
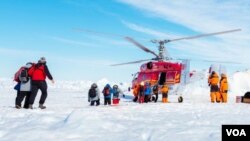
[88,83,124,106]
[208,71,228,103]
[14,57,54,109]
[132,82,169,103]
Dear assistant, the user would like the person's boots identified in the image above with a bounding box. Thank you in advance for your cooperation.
[15,105,21,109]
[39,104,46,109]
[29,104,33,109]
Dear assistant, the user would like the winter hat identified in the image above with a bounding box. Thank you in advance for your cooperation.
[221,73,227,78]
[113,85,118,89]
[91,83,97,88]
[39,57,46,63]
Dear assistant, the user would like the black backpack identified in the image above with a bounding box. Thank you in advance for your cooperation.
[89,88,97,98]
[19,69,29,83]
[153,85,158,91]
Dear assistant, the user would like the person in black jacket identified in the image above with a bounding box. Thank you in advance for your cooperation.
[28,57,54,109]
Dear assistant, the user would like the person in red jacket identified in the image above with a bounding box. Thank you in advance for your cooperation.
[28,57,54,109]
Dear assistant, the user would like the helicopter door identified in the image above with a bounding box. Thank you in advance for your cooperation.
[158,72,166,85]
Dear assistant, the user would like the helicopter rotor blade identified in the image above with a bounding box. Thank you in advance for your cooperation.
[111,59,152,66]
[125,37,159,58]
[169,29,241,42]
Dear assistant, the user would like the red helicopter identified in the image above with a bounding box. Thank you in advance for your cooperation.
[109,29,241,102]
[76,28,241,102]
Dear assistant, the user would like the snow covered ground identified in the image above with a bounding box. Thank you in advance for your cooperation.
[1,71,250,141]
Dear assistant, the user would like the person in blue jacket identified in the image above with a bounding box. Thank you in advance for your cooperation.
[102,84,113,105]
[144,82,152,103]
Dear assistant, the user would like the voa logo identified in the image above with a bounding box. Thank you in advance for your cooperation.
[226,129,246,136]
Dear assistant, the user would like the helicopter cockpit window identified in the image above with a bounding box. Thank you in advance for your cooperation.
[133,73,139,81]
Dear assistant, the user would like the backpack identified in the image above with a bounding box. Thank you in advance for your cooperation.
[19,69,29,83]
[14,67,26,82]
[153,85,158,91]
[89,88,97,98]
[103,87,110,96]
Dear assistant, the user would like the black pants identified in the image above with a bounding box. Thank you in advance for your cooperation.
[15,91,31,108]
[210,85,219,92]
[104,98,111,105]
[90,99,100,106]
[162,93,168,98]
[29,81,48,105]
[133,96,138,102]
[144,95,150,103]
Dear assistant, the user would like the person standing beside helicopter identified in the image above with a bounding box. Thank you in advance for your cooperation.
[220,73,228,103]
[133,84,139,102]
[161,83,169,103]
[138,82,145,104]
[208,71,220,103]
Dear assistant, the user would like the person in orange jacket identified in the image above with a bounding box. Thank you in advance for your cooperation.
[161,83,169,103]
[220,73,228,103]
[208,71,220,103]
[133,84,139,102]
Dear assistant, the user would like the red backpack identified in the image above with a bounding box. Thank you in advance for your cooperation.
[103,87,110,96]
[14,67,25,82]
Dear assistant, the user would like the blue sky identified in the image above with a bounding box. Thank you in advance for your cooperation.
[0,0,249,82]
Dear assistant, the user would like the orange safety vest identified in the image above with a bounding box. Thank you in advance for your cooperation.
[208,73,219,85]
[161,85,169,93]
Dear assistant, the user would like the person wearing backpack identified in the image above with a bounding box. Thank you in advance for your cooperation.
[28,57,54,109]
[88,83,100,106]
[102,84,112,105]
[14,62,33,109]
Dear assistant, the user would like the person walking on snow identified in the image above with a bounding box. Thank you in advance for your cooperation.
[102,84,112,105]
[208,71,220,103]
[220,73,228,103]
[15,62,33,109]
[88,83,100,106]
[28,57,54,109]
